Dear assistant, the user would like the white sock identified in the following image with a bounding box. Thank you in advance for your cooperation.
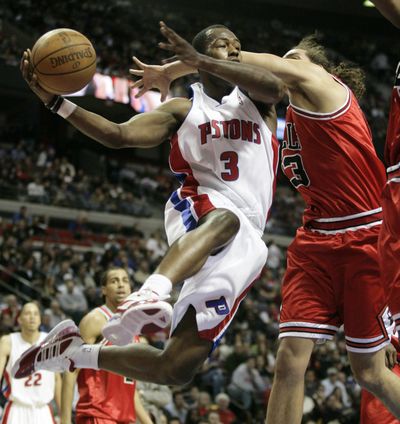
[140,274,172,297]
[70,344,101,369]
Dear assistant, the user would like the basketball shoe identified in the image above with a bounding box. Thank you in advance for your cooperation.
[12,319,84,379]
[102,289,173,346]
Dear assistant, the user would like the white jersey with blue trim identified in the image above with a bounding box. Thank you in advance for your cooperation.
[3,332,55,406]
[168,83,278,233]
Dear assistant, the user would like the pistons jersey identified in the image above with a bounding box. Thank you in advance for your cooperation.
[168,83,279,233]
[385,62,400,169]
[282,77,386,232]
[76,305,137,422]
[3,332,55,406]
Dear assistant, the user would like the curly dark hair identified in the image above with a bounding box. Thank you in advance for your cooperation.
[294,34,366,99]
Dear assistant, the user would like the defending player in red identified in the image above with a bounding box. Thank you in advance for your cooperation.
[60,268,152,424]
[128,28,400,424]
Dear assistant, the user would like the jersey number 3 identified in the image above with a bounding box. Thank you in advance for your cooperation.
[283,154,310,188]
[24,372,42,387]
[220,151,239,181]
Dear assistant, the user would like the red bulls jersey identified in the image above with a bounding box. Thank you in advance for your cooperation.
[384,62,400,168]
[282,77,386,232]
[76,306,138,422]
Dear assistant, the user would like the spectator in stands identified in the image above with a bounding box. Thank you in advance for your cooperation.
[215,393,236,424]
[57,275,88,323]
[228,356,267,410]
[321,367,352,408]
[43,299,67,330]
[164,390,189,423]
[0,294,21,331]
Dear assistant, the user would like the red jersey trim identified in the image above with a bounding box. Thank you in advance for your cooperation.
[1,401,12,424]
[290,81,351,121]
[198,276,259,343]
[97,306,113,320]
[169,133,215,221]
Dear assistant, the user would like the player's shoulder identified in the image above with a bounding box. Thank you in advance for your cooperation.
[0,334,12,355]
[79,308,107,342]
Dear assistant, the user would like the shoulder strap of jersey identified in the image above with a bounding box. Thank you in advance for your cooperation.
[96,305,113,320]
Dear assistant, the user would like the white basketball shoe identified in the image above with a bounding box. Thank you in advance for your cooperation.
[12,319,84,379]
[102,289,173,346]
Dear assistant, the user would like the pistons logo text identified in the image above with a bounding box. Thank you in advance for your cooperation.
[198,119,261,145]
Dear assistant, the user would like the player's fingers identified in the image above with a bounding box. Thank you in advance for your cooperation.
[20,51,27,73]
[129,68,144,76]
[158,42,176,52]
[161,55,178,65]
[22,59,30,80]
[160,91,168,102]
[130,79,144,89]
[135,86,149,98]
[132,56,146,69]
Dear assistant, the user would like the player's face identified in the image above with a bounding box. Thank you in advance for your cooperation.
[18,303,41,332]
[102,269,131,305]
[283,48,310,62]
[205,29,242,63]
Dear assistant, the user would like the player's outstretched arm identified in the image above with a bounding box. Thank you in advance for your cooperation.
[373,0,400,27]
[158,21,285,105]
[21,50,189,149]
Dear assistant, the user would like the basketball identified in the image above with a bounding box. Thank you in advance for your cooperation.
[32,28,96,95]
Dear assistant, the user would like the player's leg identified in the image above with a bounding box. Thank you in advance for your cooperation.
[267,229,340,424]
[102,207,241,344]
[344,226,400,418]
[154,207,240,284]
[99,306,212,385]
[265,337,314,424]
[349,349,400,418]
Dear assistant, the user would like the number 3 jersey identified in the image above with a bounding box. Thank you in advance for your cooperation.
[282,77,386,231]
[3,332,55,406]
[167,82,278,242]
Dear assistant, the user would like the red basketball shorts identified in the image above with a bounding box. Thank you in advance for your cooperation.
[280,226,389,353]
[379,164,400,331]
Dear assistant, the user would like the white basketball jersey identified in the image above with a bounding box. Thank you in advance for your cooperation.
[3,333,55,406]
[169,83,278,232]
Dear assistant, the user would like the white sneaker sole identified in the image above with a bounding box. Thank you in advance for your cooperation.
[102,301,173,346]
[12,319,78,378]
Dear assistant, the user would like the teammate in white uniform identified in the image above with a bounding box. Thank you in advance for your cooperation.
[0,302,61,423]
[14,22,284,386]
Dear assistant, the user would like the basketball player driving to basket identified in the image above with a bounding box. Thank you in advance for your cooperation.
[14,22,284,389]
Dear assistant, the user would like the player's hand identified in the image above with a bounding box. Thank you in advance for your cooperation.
[385,342,398,369]
[129,56,171,102]
[20,49,55,105]
[159,21,203,68]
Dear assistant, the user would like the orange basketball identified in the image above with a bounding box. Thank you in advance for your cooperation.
[32,28,96,95]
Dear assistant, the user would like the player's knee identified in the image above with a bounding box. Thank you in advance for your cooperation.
[208,209,240,245]
[351,363,383,393]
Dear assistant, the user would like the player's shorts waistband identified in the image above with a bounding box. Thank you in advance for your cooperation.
[306,207,382,233]
[387,162,400,183]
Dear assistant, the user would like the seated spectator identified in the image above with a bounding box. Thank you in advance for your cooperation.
[43,299,67,330]
[57,276,88,323]
[227,356,267,410]
[164,390,189,424]
[215,393,236,424]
